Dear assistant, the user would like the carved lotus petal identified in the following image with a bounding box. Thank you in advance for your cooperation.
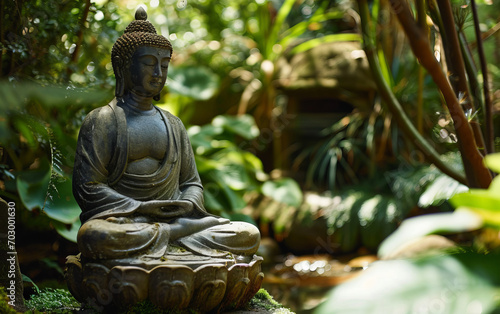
[66,255,263,312]
[149,265,194,310]
[190,264,227,311]
[82,263,113,307]
[109,266,149,306]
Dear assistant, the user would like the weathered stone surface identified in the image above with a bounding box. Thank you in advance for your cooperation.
[66,254,264,312]
[66,7,263,312]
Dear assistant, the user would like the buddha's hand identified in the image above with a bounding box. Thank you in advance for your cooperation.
[138,199,193,218]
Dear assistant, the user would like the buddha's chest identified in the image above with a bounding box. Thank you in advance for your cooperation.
[126,113,168,161]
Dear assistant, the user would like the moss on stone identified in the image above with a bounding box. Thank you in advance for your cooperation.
[247,288,293,313]
[0,287,19,314]
[25,288,80,313]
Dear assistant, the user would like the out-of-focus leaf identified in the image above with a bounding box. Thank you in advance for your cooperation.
[484,153,500,174]
[450,190,500,212]
[290,34,362,55]
[16,159,51,211]
[262,178,303,207]
[43,176,80,224]
[451,190,500,228]
[167,66,220,100]
[52,220,80,243]
[418,175,468,207]
[315,253,500,314]
[212,114,260,140]
[188,124,223,152]
[358,196,400,251]
[378,210,482,259]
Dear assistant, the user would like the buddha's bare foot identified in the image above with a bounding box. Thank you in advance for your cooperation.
[170,216,228,239]
[106,217,133,224]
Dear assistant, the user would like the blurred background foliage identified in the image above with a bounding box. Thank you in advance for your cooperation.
[1,0,500,310]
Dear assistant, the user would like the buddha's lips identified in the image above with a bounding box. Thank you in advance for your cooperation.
[150,80,163,86]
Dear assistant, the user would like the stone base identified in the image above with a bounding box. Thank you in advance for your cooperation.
[65,253,264,312]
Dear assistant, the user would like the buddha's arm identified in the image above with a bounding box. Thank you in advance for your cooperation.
[175,115,206,213]
[73,107,141,223]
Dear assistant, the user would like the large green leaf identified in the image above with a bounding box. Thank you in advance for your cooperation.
[418,175,468,207]
[43,176,81,225]
[16,160,51,211]
[167,66,220,100]
[378,210,482,259]
[450,190,500,212]
[212,115,260,140]
[315,253,500,314]
[262,178,303,207]
[358,195,400,251]
[484,153,500,174]
[52,220,80,243]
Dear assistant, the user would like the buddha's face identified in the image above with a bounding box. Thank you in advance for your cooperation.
[124,46,171,97]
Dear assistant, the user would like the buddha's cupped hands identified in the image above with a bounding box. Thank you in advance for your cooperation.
[138,199,194,218]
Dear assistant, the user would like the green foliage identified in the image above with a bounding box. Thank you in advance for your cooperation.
[0,82,107,241]
[167,66,220,100]
[323,154,500,313]
[387,153,468,208]
[0,287,18,314]
[25,288,80,312]
[378,210,482,259]
[262,178,303,207]
[248,288,288,312]
[315,252,500,314]
[450,153,500,228]
[320,181,413,252]
[189,114,302,216]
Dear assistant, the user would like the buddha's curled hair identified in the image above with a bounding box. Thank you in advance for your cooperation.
[111,8,172,76]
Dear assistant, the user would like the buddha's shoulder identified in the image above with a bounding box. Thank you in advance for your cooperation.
[158,108,184,125]
[81,101,118,128]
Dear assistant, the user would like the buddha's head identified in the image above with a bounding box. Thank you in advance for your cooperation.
[111,7,173,101]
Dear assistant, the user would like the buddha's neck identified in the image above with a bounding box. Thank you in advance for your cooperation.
[123,91,154,111]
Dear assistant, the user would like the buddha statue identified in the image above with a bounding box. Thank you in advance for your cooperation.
[72,7,260,266]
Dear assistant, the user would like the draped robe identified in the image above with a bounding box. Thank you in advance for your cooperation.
[73,99,260,260]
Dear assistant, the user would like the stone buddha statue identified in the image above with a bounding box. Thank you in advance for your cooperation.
[72,7,260,266]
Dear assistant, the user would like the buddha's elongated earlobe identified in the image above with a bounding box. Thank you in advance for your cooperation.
[114,56,125,98]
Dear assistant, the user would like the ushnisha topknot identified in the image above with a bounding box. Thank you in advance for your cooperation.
[111,6,172,80]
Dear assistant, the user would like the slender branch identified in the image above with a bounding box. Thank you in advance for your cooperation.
[459,32,487,156]
[416,0,427,134]
[386,0,491,188]
[469,20,500,50]
[470,0,493,154]
[436,0,472,110]
[357,0,466,185]
[68,0,91,75]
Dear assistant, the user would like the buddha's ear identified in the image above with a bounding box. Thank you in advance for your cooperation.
[113,56,125,98]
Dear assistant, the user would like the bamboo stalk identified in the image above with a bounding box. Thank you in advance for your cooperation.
[386,0,491,188]
[470,0,494,154]
[357,0,467,185]
[416,0,427,134]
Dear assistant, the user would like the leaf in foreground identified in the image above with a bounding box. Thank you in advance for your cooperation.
[315,253,500,314]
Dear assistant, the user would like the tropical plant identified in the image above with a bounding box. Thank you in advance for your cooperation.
[358,0,498,188]
[188,114,302,219]
[315,152,500,313]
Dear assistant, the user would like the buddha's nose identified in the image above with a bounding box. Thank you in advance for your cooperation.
[153,64,162,77]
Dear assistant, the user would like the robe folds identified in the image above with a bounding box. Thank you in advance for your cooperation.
[73,99,260,260]
[73,99,205,224]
